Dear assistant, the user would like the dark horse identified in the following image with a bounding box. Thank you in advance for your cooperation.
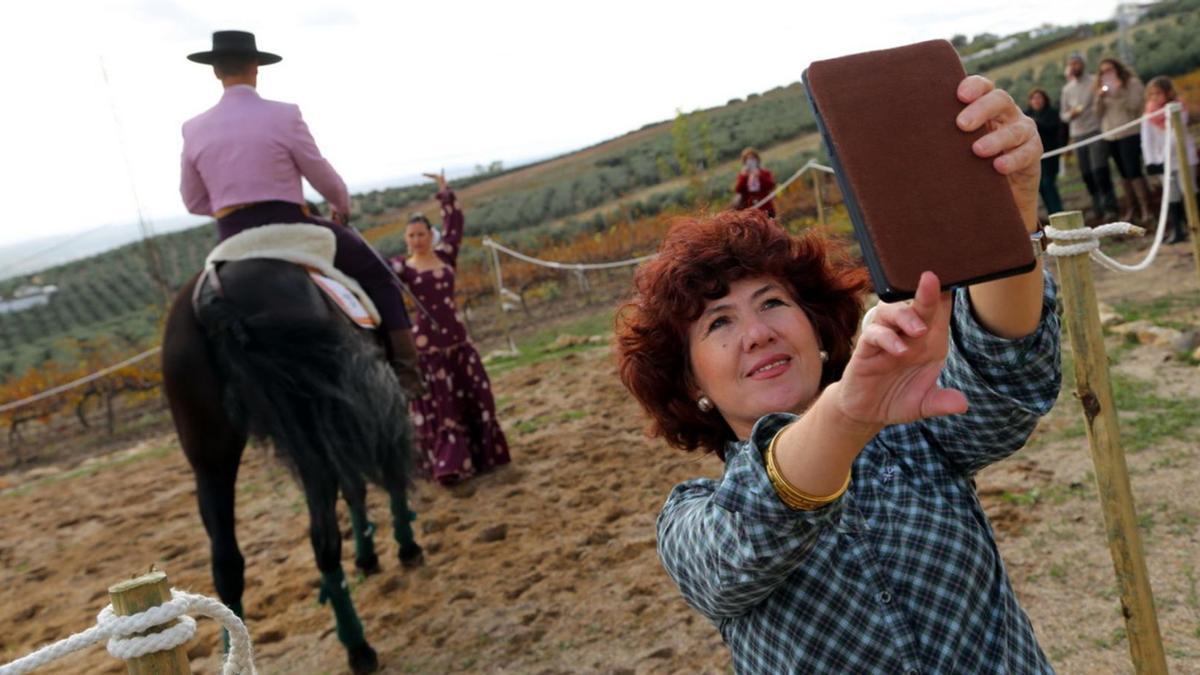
[162,258,423,674]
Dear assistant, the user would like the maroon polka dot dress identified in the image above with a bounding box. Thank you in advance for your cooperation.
[390,189,511,484]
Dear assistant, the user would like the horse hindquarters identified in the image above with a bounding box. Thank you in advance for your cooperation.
[192,260,416,673]
[198,260,414,493]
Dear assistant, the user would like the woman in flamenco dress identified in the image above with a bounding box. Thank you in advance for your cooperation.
[390,172,511,485]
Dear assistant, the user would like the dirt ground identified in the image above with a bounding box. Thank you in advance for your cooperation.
[3,241,1200,674]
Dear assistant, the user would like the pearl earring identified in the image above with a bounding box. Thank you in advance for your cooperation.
[697,396,714,412]
[819,349,829,363]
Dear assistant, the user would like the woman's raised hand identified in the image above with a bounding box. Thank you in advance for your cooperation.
[422,170,448,192]
[955,75,1042,226]
[834,271,967,426]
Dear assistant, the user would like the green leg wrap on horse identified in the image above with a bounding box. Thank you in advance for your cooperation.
[318,568,367,649]
[349,510,377,563]
[389,498,417,547]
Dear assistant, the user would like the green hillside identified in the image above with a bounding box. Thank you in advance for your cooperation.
[3,0,1200,384]
[983,7,1200,107]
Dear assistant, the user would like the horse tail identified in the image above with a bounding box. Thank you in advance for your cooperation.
[196,294,412,489]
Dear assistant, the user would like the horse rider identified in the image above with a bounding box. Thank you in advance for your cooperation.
[180,30,425,397]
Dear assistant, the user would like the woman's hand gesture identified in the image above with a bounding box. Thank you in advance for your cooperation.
[422,170,448,192]
[834,272,968,426]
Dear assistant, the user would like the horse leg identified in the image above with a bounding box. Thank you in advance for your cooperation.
[174,403,247,652]
[301,462,379,674]
[381,457,424,568]
[175,406,246,651]
[341,477,381,576]
[162,282,249,651]
[390,489,424,568]
[193,456,245,652]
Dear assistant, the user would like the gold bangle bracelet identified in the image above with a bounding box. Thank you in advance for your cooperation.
[764,426,851,511]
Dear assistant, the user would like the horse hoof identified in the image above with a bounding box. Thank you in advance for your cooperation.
[399,543,425,569]
[348,644,379,674]
[355,554,381,577]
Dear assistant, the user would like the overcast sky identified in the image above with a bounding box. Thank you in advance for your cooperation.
[0,0,1121,249]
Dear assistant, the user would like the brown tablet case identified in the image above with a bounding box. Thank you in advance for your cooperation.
[802,40,1034,301]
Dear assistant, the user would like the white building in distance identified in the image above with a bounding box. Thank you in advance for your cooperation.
[0,284,58,314]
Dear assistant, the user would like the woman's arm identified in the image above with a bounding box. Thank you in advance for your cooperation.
[1059,89,1075,123]
[1125,79,1146,119]
[773,75,1050,496]
[1095,80,1110,118]
[423,172,464,266]
[917,270,1060,475]
[435,189,464,266]
[1056,108,1070,147]
[917,77,1060,475]
[966,259,1044,339]
[956,76,1045,339]
[1141,118,1156,165]
[773,272,963,496]
[730,173,748,209]
[761,169,776,196]
[658,414,845,620]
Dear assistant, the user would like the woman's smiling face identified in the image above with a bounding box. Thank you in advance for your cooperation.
[687,274,825,439]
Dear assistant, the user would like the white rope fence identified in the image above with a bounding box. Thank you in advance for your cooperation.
[481,236,655,317]
[0,346,161,414]
[482,101,1177,276]
[752,159,834,209]
[482,237,655,271]
[1041,104,1168,160]
[479,102,1184,333]
[2,106,1189,412]
[480,159,837,274]
[1045,102,1178,272]
[0,589,255,675]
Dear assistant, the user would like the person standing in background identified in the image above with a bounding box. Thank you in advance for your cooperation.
[390,172,511,486]
[1095,57,1153,225]
[1061,53,1119,222]
[731,147,777,218]
[180,30,426,398]
[1142,76,1198,244]
[1025,88,1067,216]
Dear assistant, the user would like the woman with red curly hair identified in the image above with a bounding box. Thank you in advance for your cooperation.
[615,75,1061,672]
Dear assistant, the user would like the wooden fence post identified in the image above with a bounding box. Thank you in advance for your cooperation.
[483,239,518,354]
[1050,210,1167,674]
[1169,104,1200,281]
[109,570,190,674]
[812,170,825,225]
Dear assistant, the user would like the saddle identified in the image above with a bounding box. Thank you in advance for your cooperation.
[196,224,380,329]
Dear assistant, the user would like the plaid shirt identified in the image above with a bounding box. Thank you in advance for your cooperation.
[658,271,1061,674]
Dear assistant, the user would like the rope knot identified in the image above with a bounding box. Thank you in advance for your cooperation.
[1046,222,1146,259]
[0,589,256,675]
[98,600,196,661]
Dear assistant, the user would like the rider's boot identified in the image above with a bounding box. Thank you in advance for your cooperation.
[387,329,428,400]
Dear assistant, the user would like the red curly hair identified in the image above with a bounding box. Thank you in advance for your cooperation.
[615,209,868,458]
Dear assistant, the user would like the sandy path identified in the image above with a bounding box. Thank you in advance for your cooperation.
[3,243,1200,674]
[0,348,728,674]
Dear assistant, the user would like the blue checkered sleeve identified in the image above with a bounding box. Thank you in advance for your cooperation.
[656,413,845,621]
[917,268,1061,475]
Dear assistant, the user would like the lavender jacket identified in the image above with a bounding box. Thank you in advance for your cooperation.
[180,85,350,216]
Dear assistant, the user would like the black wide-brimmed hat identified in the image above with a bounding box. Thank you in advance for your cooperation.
[187,30,281,66]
